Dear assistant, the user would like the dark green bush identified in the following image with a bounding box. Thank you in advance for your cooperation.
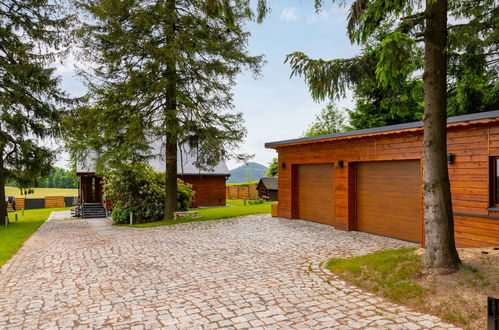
[177,179,195,211]
[248,199,264,205]
[103,163,194,224]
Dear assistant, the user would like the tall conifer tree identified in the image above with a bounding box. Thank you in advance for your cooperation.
[0,0,71,225]
[70,1,267,219]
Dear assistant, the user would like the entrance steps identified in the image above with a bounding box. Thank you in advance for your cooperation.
[82,203,107,219]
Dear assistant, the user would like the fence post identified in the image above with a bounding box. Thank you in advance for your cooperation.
[129,212,133,225]
[4,216,8,228]
[15,214,18,222]
[489,296,499,330]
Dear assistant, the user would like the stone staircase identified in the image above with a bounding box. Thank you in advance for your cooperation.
[82,203,107,219]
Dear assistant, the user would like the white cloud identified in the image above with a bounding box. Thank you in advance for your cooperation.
[306,4,349,25]
[305,14,318,25]
[280,7,299,22]
[329,5,349,21]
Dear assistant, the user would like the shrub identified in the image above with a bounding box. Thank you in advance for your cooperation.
[177,179,195,211]
[248,199,264,205]
[103,163,194,224]
[155,174,195,211]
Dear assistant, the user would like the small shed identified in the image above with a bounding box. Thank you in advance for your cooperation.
[256,177,278,201]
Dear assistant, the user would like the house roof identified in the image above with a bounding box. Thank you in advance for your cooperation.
[265,110,499,148]
[76,140,230,176]
[258,177,278,190]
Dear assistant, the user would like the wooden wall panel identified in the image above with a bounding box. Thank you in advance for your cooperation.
[277,154,291,218]
[45,196,65,208]
[334,166,348,230]
[180,175,226,207]
[454,214,499,247]
[15,198,24,210]
[272,121,499,247]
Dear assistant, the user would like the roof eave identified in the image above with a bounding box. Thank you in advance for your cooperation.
[265,110,499,149]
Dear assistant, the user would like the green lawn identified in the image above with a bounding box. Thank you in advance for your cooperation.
[121,199,275,228]
[5,186,78,198]
[226,181,259,186]
[325,248,498,329]
[326,248,424,303]
[0,207,71,267]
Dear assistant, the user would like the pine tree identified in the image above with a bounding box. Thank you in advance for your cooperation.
[0,0,72,225]
[68,0,267,219]
[265,158,278,177]
[345,33,425,129]
[285,0,497,274]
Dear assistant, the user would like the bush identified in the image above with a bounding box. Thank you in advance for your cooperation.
[248,199,264,205]
[177,179,195,211]
[103,163,194,224]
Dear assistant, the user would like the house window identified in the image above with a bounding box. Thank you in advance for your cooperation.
[492,157,499,206]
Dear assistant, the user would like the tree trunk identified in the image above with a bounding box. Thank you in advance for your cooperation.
[0,142,7,227]
[163,0,178,220]
[422,0,461,274]
[164,129,177,220]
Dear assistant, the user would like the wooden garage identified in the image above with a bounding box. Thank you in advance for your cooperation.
[265,110,499,247]
[298,164,334,225]
[356,160,422,242]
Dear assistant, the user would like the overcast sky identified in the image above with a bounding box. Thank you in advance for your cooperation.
[55,0,359,170]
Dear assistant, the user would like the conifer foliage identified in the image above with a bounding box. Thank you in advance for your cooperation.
[68,0,267,219]
[0,0,72,225]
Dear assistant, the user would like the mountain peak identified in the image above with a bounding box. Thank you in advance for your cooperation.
[228,162,268,183]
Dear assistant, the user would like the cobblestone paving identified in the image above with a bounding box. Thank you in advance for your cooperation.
[0,215,459,329]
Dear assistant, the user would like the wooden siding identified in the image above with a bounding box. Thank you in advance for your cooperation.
[180,175,226,207]
[257,187,278,201]
[271,203,278,217]
[273,121,499,247]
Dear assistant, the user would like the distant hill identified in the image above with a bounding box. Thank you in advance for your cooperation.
[228,162,267,183]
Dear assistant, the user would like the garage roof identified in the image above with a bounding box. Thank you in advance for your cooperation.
[265,110,499,148]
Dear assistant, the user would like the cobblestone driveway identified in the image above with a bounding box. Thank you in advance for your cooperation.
[0,215,457,329]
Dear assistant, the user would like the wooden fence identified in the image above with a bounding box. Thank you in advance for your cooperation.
[226,185,259,200]
[7,196,78,210]
[7,198,25,210]
[45,196,65,208]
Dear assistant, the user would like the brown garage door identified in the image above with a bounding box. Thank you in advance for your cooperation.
[298,164,334,225]
[356,160,422,242]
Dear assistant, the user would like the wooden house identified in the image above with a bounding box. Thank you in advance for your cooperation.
[265,110,499,247]
[76,142,230,212]
[256,177,278,201]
